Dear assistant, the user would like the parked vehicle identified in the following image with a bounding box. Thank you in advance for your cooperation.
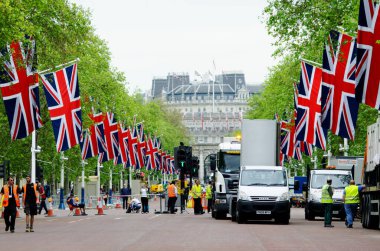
[236,119,291,224]
[361,117,380,229]
[210,137,241,220]
[304,168,352,221]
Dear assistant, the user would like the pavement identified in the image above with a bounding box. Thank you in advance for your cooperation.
[0,199,379,251]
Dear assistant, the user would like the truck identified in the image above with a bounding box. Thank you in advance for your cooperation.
[361,117,380,229]
[304,168,352,220]
[236,119,291,224]
[210,137,241,220]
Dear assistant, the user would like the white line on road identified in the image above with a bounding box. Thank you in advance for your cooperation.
[149,214,161,220]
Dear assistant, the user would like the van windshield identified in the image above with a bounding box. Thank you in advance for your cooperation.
[311,174,351,189]
[240,170,287,186]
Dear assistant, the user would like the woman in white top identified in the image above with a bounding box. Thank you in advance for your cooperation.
[140,184,149,213]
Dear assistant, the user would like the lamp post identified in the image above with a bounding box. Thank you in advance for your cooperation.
[58,152,68,210]
[81,160,88,205]
[30,131,41,183]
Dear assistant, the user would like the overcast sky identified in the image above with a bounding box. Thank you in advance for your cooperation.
[73,0,278,92]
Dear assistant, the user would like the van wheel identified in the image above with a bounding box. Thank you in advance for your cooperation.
[215,211,227,220]
[236,210,246,224]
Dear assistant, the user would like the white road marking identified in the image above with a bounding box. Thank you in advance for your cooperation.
[149,214,161,220]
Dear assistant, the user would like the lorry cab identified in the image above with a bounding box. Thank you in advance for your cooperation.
[305,169,352,220]
[236,166,290,224]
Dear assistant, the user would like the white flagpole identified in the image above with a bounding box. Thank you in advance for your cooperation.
[38,58,80,75]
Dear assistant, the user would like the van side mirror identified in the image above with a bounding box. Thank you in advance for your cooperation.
[302,183,308,192]
[210,154,216,171]
[294,180,300,191]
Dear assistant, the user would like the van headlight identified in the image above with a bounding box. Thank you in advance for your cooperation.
[239,191,251,201]
[276,192,289,202]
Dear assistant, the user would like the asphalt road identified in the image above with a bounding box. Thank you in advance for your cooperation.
[1,202,379,251]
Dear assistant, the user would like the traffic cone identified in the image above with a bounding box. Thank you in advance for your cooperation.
[46,198,56,217]
[74,208,81,216]
[95,197,105,215]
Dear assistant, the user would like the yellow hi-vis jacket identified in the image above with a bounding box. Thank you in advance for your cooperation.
[344,185,360,204]
[321,184,333,204]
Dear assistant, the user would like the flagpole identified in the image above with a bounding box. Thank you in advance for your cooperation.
[81,160,87,205]
[38,58,80,75]
[30,131,41,183]
[300,58,322,67]
[59,152,68,210]
[109,168,113,204]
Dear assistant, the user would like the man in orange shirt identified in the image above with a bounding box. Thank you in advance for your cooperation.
[167,181,178,214]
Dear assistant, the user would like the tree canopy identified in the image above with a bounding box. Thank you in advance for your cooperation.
[0,0,189,184]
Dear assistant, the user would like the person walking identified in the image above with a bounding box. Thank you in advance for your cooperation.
[191,180,204,215]
[168,181,178,214]
[1,177,21,233]
[343,180,365,228]
[120,184,130,210]
[141,184,149,213]
[321,178,334,228]
[22,175,39,232]
[37,181,48,215]
[206,181,213,213]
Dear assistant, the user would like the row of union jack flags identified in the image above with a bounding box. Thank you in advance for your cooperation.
[0,37,176,173]
[281,0,380,163]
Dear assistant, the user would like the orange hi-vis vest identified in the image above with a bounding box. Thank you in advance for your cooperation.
[2,185,20,207]
[168,184,176,198]
[23,184,39,205]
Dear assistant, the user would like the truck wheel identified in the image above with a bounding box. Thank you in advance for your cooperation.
[362,195,369,228]
[211,209,215,218]
[215,211,227,220]
[236,210,246,224]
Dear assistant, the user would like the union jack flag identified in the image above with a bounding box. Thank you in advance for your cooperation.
[88,111,108,163]
[154,137,162,170]
[321,30,359,140]
[161,151,167,174]
[117,123,131,167]
[166,155,172,174]
[40,64,82,152]
[356,0,380,110]
[80,125,98,160]
[127,126,138,167]
[136,124,146,168]
[145,136,158,170]
[280,119,296,158]
[295,62,327,150]
[0,38,43,140]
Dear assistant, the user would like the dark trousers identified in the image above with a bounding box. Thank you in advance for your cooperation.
[39,199,48,214]
[141,197,149,213]
[4,206,17,230]
[122,197,128,209]
[207,199,212,213]
[168,197,177,213]
[193,198,203,214]
[323,203,332,226]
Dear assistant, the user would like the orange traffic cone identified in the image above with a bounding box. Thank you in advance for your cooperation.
[45,198,56,217]
[95,197,105,215]
[74,208,81,216]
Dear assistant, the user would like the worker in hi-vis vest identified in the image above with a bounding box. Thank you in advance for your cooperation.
[343,180,365,228]
[321,178,334,228]
[1,176,21,233]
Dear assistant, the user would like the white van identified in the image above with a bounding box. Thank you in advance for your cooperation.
[236,166,290,224]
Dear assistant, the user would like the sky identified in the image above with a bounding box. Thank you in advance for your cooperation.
[72,0,278,92]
